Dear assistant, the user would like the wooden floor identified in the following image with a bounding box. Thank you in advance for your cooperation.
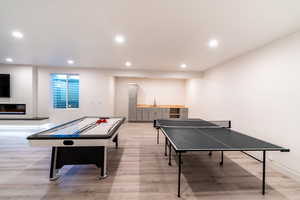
[0,122,300,200]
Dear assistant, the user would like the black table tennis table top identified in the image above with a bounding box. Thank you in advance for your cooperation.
[155,119,289,152]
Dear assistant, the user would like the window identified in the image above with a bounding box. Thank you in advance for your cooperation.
[51,74,79,109]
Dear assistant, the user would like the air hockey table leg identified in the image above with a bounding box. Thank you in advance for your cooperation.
[99,146,108,179]
[49,147,60,180]
[113,134,119,149]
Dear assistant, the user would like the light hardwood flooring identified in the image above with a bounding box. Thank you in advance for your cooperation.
[0,122,300,200]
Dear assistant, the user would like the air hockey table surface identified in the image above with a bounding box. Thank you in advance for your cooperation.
[27,116,125,147]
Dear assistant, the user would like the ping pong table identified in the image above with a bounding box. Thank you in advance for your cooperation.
[154,119,290,197]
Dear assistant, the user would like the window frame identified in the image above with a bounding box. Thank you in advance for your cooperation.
[51,73,80,109]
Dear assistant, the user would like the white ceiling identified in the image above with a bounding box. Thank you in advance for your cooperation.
[1,0,300,71]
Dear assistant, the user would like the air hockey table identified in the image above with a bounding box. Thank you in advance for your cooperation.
[27,116,125,180]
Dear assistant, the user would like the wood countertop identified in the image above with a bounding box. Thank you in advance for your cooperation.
[136,104,188,108]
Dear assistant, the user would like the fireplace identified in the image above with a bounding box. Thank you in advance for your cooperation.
[0,104,26,115]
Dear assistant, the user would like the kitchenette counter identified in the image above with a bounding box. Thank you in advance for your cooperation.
[136,104,188,108]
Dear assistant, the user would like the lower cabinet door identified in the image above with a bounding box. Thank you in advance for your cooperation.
[142,109,150,121]
[149,108,155,121]
[180,108,188,119]
[155,109,162,120]
[136,109,143,121]
[162,108,169,119]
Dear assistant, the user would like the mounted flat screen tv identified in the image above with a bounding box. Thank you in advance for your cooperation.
[0,74,10,97]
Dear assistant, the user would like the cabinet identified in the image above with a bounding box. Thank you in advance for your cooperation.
[133,107,188,122]
[128,84,138,121]
[149,108,161,121]
[136,108,143,121]
[162,108,170,119]
[180,108,188,119]
[169,108,180,119]
[127,83,189,122]
[142,108,150,121]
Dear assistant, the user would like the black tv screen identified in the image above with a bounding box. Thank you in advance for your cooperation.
[0,74,10,97]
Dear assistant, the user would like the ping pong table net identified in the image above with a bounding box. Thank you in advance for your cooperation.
[155,119,231,129]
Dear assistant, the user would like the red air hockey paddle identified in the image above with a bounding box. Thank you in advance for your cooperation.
[96,118,107,124]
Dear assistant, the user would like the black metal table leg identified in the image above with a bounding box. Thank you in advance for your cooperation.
[220,151,224,165]
[262,150,266,195]
[178,152,182,197]
[168,142,172,166]
[165,137,168,156]
[157,129,159,144]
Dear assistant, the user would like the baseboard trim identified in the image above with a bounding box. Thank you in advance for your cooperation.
[269,159,300,182]
[239,151,300,182]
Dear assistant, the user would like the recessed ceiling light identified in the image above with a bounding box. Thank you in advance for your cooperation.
[125,61,132,67]
[12,31,24,39]
[208,39,219,48]
[180,63,187,68]
[5,58,13,63]
[67,60,74,65]
[114,35,125,44]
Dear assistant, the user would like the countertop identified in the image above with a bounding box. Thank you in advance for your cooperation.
[136,104,188,108]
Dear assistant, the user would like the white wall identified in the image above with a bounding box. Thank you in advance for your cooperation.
[0,65,34,118]
[186,31,300,177]
[0,64,200,123]
[115,77,187,118]
[38,67,115,123]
